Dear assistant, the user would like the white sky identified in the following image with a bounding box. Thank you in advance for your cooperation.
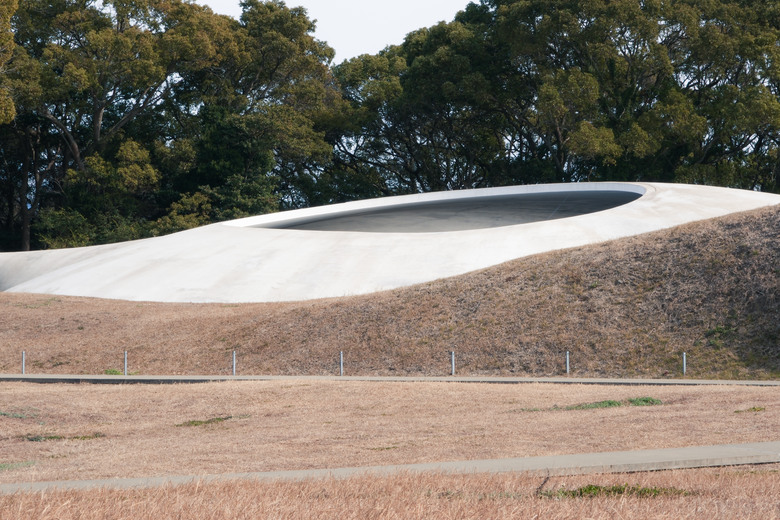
[197,1,471,63]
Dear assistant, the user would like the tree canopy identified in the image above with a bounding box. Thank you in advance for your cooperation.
[333,0,780,194]
[1,0,778,251]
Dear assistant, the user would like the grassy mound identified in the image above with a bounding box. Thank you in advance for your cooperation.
[1,205,778,379]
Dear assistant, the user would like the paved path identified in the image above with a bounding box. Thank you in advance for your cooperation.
[1,442,778,495]
[1,374,779,386]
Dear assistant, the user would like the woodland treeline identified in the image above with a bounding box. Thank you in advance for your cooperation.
[1,0,779,251]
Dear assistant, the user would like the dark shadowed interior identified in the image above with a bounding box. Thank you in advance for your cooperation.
[265,191,642,232]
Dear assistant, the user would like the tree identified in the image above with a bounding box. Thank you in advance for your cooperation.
[2,0,343,249]
[330,0,780,193]
[0,0,16,124]
[155,0,341,225]
[1,0,229,249]
[331,19,519,197]
[4,0,780,251]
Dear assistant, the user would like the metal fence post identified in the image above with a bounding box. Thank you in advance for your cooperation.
[22,351,25,375]
[566,351,570,375]
[232,350,237,376]
[451,351,455,376]
[340,351,344,376]
[124,351,128,376]
[683,352,687,376]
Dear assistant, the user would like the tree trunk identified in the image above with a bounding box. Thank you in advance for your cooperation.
[19,128,37,251]
[20,153,30,251]
[20,197,30,251]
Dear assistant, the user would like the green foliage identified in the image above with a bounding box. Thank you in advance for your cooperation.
[328,0,780,191]
[35,208,93,248]
[541,484,689,499]
[2,0,337,251]
[2,0,780,252]
[627,397,663,406]
[529,397,662,411]
[176,416,233,427]
[568,122,622,167]
[565,400,623,410]
[734,407,765,413]
[0,410,28,419]
[202,174,279,221]
[103,368,122,375]
[151,191,212,235]
[0,461,34,472]
[25,432,104,441]
[701,323,738,349]
[0,0,17,124]
[25,434,63,442]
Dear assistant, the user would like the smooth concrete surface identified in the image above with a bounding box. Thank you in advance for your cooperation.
[1,441,778,494]
[1,182,779,302]
[2,374,780,386]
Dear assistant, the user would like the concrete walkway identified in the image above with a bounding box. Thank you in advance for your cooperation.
[1,374,779,386]
[1,442,778,495]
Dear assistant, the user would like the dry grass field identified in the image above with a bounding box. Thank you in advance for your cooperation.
[1,205,778,380]
[2,465,779,519]
[1,381,778,483]
[0,381,779,518]
[1,206,779,517]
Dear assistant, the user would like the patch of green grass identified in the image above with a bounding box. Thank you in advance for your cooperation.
[703,324,738,349]
[25,434,63,442]
[0,461,35,472]
[176,416,233,427]
[735,406,765,413]
[705,325,736,338]
[0,410,29,419]
[24,432,105,442]
[540,397,663,412]
[541,484,689,499]
[627,397,663,406]
[103,368,122,375]
[565,400,623,410]
[426,489,465,499]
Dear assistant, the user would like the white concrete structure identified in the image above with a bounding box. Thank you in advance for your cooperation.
[0,182,778,303]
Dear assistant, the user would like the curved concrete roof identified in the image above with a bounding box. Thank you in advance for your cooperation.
[1,182,778,303]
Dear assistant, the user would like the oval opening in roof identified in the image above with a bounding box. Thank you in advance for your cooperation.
[262,190,642,233]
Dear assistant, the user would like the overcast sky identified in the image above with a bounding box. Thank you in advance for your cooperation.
[197,1,470,63]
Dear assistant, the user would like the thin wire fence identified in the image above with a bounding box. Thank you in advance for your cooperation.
[12,350,691,378]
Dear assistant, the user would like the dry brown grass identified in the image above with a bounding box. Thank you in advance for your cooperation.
[1,465,779,519]
[1,381,778,484]
[2,208,778,518]
[1,205,778,379]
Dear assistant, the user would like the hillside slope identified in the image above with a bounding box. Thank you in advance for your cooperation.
[1,205,778,379]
